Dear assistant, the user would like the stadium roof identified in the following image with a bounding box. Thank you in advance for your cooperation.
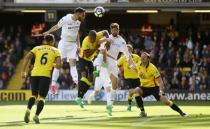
[2,2,210,12]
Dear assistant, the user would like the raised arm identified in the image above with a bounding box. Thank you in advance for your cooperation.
[43,25,61,36]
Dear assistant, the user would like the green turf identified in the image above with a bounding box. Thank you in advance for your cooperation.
[0,101,210,129]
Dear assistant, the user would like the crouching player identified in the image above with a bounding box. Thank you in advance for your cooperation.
[130,52,187,117]
[118,44,146,117]
[21,34,61,124]
[88,42,113,116]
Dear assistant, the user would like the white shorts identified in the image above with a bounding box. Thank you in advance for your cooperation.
[107,57,118,78]
[94,66,111,91]
[58,40,78,60]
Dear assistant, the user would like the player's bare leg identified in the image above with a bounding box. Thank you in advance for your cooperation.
[88,90,100,105]
[127,89,133,111]
[105,86,112,116]
[128,88,146,116]
[24,95,38,123]
[69,59,78,85]
[33,97,46,124]
[160,95,187,117]
[110,74,118,101]
[50,59,64,94]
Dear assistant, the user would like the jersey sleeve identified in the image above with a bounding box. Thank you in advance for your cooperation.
[117,56,125,67]
[31,47,37,55]
[81,37,90,50]
[55,49,61,58]
[57,15,69,27]
[96,32,104,40]
[152,65,161,78]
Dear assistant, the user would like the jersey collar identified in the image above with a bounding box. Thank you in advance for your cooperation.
[140,62,150,68]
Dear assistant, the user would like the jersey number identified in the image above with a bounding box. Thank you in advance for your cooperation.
[40,53,48,65]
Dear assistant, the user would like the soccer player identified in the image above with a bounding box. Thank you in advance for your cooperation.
[75,30,111,108]
[129,52,187,117]
[21,34,61,124]
[117,44,146,117]
[94,23,136,111]
[41,7,86,94]
[88,42,113,116]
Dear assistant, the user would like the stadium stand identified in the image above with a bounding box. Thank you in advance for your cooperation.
[0,25,24,89]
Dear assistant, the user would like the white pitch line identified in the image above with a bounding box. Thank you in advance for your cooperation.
[131,115,161,127]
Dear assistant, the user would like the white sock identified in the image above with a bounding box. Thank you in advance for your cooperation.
[95,54,103,69]
[110,90,116,101]
[70,66,78,82]
[106,92,112,106]
[90,91,95,100]
[51,68,60,85]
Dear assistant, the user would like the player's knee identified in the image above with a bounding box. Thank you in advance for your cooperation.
[32,92,38,98]
[88,75,93,83]
[160,96,172,106]
[30,95,38,100]
[105,87,111,92]
[39,96,46,103]
[94,91,99,96]
[133,93,141,97]
[69,59,76,66]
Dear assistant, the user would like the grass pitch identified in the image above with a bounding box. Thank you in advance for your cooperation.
[0,101,210,129]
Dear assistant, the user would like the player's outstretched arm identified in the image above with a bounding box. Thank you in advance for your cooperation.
[101,30,109,38]
[21,52,34,78]
[43,25,61,36]
[98,37,113,44]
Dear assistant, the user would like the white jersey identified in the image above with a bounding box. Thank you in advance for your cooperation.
[107,34,130,60]
[57,14,81,42]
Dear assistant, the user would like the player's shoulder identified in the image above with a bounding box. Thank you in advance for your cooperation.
[51,46,59,51]
[149,63,158,70]
[132,54,140,58]
[119,55,126,60]
[66,14,72,18]
[83,36,89,43]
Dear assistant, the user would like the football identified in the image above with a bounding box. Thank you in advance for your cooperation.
[94,6,105,18]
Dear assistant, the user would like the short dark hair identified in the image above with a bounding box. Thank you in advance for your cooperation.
[110,23,119,29]
[88,30,97,39]
[74,7,86,13]
[44,34,55,43]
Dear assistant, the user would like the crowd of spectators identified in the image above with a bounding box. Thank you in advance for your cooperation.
[0,25,24,89]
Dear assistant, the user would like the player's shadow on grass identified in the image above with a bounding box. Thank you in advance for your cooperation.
[0,121,25,127]
[39,114,210,128]
[1,114,209,128]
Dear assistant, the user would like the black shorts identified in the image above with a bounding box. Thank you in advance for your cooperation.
[30,76,51,98]
[141,86,161,101]
[78,57,94,78]
[124,78,140,89]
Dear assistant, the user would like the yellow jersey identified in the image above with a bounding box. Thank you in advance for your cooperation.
[137,62,160,87]
[118,54,141,79]
[79,32,104,61]
[31,45,61,78]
